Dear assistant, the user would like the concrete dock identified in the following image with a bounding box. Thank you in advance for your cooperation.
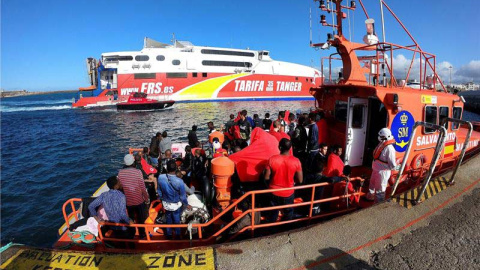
[1,154,479,270]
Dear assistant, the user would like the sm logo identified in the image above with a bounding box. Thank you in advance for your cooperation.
[391,111,415,152]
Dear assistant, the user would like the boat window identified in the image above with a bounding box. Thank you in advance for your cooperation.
[172,60,181,65]
[202,60,252,68]
[351,104,364,129]
[104,56,133,62]
[452,107,463,130]
[334,100,348,123]
[135,55,149,61]
[439,106,449,129]
[192,73,197,78]
[166,72,188,78]
[201,49,255,57]
[134,73,156,79]
[156,55,165,61]
[424,106,438,133]
[203,73,208,77]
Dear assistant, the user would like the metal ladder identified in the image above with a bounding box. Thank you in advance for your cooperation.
[390,121,447,204]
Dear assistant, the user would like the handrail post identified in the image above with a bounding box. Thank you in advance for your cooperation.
[390,122,421,196]
[414,125,447,204]
[390,121,447,198]
[441,118,473,185]
[250,193,255,238]
[308,185,316,225]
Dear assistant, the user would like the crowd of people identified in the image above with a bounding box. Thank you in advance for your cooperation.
[80,108,363,242]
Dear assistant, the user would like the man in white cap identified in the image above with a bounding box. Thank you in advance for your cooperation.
[367,128,397,202]
[363,18,379,45]
[118,154,150,237]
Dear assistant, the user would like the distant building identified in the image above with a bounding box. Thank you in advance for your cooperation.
[465,81,479,91]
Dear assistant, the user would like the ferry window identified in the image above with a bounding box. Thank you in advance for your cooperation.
[334,100,348,123]
[202,60,252,68]
[172,60,181,65]
[295,77,298,81]
[104,56,133,62]
[351,104,364,129]
[439,106,449,128]
[166,72,187,78]
[203,73,208,77]
[192,73,197,78]
[424,106,438,133]
[134,73,156,79]
[156,55,165,61]
[201,49,255,57]
[135,55,149,61]
[452,107,463,130]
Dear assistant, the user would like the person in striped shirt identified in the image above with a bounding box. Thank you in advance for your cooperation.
[118,154,150,238]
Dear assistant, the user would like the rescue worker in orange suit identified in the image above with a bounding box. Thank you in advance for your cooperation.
[367,128,397,202]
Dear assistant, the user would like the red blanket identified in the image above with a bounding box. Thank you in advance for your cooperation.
[229,128,280,182]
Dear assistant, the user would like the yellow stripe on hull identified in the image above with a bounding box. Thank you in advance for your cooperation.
[172,73,249,100]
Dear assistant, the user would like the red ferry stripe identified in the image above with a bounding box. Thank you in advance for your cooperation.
[291,178,480,270]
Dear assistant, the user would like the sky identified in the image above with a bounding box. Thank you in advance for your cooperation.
[1,0,479,92]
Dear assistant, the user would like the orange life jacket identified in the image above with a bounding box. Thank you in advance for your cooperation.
[373,139,396,161]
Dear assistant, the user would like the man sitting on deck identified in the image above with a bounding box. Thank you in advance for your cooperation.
[88,176,134,239]
[264,138,303,222]
[324,145,345,180]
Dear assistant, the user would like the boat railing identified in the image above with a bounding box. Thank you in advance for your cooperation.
[390,121,447,204]
[62,177,365,247]
[440,118,473,185]
[320,41,447,92]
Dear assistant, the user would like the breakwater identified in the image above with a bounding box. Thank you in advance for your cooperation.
[459,90,480,113]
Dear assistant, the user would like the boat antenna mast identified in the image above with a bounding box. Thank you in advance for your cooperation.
[314,0,357,40]
[171,33,176,46]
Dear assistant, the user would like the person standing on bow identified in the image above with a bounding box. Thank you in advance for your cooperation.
[367,128,397,202]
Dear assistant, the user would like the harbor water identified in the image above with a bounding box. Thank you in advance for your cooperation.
[0,92,315,247]
[1,92,479,247]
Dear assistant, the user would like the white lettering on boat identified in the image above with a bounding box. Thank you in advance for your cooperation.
[416,132,456,147]
[275,81,302,92]
[121,83,174,95]
[120,87,139,95]
[234,80,265,92]
[456,139,479,151]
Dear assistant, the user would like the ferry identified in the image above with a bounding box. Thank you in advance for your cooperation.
[72,38,322,107]
[55,0,480,254]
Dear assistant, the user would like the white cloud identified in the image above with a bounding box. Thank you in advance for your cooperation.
[391,55,480,84]
[319,54,479,85]
[455,60,480,83]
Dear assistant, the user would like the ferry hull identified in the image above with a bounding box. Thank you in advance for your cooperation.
[74,72,321,107]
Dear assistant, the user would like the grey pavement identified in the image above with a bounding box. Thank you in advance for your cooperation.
[215,154,480,270]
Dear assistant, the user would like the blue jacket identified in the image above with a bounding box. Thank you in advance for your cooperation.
[157,174,188,206]
[307,123,319,151]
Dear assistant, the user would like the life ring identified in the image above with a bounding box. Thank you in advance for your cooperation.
[411,154,427,170]
[388,157,409,185]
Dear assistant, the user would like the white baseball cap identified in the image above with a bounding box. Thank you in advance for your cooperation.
[124,154,135,166]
